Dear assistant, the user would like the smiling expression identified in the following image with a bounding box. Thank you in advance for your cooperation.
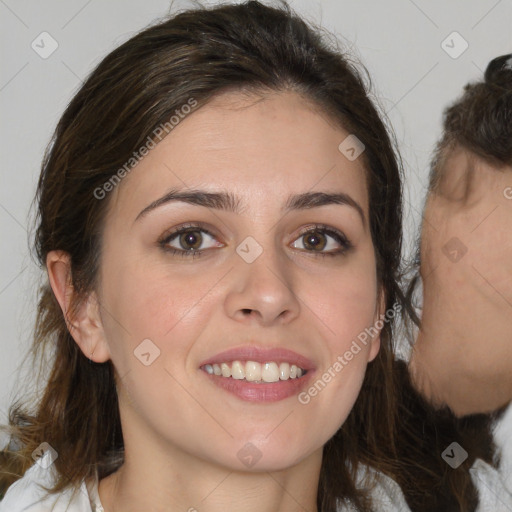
[90,90,382,471]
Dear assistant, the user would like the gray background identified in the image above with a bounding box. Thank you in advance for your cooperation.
[0,0,511,442]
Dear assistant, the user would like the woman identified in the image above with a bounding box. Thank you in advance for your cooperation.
[0,1,414,510]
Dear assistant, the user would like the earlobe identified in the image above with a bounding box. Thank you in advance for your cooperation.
[46,250,111,363]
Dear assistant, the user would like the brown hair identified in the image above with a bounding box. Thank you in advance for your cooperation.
[392,360,504,512]
[1,1,414,510]
[429,53,512,192]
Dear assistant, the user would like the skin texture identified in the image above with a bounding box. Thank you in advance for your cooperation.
[409,147,512,416]
[46,91,383,512]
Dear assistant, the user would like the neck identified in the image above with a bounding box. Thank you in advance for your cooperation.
[98,420,322,512]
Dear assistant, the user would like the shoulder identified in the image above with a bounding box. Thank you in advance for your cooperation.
[0,461,95,512]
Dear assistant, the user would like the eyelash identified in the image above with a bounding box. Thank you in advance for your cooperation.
[158,222,353,259]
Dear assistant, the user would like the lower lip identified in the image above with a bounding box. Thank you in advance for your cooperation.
[201,370,315,402]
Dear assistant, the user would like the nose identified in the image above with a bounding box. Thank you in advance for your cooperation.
[224,240,301,327]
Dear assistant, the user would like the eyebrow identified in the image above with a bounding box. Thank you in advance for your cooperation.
[134,188,366,226]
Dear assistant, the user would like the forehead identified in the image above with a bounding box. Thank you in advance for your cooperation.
[107,90,369,222]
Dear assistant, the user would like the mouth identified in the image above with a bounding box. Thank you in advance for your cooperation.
[198,346,315,402]
[201,360,308,383]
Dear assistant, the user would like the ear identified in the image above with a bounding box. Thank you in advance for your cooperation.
[46,250,111,363]
[367,288,386,363]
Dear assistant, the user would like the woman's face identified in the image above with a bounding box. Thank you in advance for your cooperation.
[93,90,381,472]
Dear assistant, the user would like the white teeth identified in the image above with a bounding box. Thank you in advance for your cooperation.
[245,361,261,382]
[262,362,280,382]
[279,362,290,380]
[203,360,306,382]
[221,363,231,377]
[231,361,245,380]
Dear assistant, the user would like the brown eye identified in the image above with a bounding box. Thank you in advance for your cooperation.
[160,225,223,257]
[291,225,352,256]
[302,231,327,251]
[179,230,203,251]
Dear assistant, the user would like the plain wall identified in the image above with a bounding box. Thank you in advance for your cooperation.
[1,0,511,452]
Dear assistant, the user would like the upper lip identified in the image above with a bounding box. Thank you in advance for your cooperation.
[199,345,316,371]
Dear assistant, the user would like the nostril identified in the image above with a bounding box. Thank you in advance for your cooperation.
[242,309,252,315]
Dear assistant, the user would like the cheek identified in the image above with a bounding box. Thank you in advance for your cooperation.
[99,253,224,375]
[313,257,379,351]
[297,256,379,420]
[434,214,512,302]
[98,213,211,339]
[469,218,512,291]
[100,263,223,437]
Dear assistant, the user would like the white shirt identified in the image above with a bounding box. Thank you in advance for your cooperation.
[2,456,510,511]
[471,458,512,511]
[494,403,512,497]
[0,459,411,512]
[0,461,104,512]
